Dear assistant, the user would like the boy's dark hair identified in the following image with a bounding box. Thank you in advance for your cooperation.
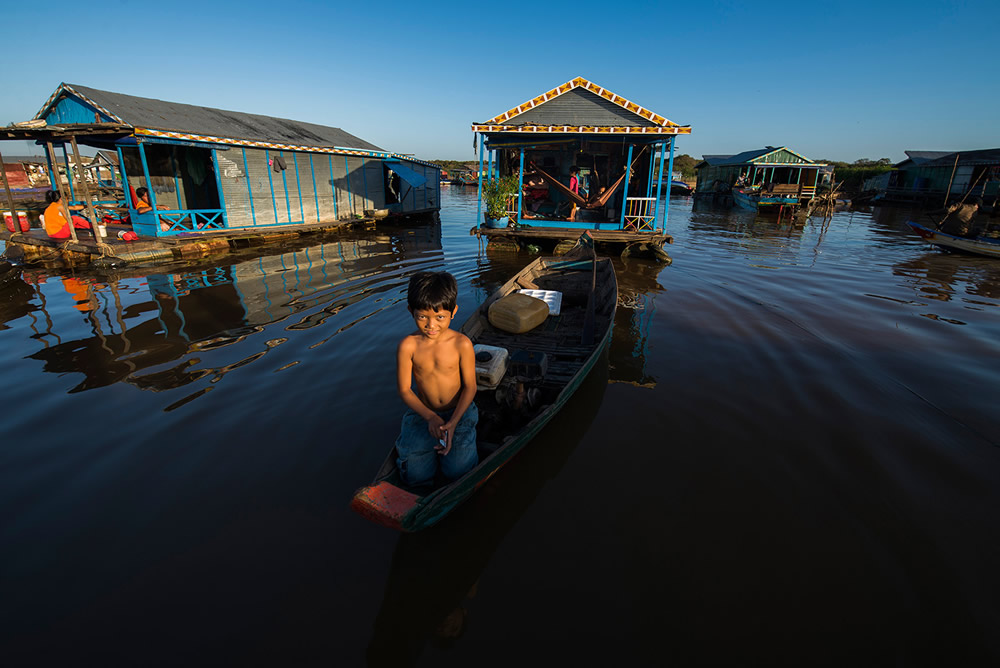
[569,165,579,174]
[135,187,149,198]
[408,271,457,312]
[45,190,61,204]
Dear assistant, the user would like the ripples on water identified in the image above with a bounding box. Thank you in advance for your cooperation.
[1,188,998,665]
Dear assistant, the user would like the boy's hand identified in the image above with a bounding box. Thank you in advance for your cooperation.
[436,420,457,455]
[426,414,446,442]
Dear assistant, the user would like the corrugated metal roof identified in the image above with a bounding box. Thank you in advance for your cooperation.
[721,148,780,165]
[698,147,820,167]
[41,84,384,152]
[922,148,1000,167]
[903,150,953,164]
[502,88,657,127]
[698,155,735,166]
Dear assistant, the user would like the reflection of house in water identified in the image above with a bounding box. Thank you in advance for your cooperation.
[892,256,1000,304]
[23,225,442,394]
[0,265,39,330]
[607,259,665,388]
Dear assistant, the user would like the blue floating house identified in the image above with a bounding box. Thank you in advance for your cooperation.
[470,77,691,254]
[28,83,440,237]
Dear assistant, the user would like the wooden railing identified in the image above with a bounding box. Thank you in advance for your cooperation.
[623,197,656,231]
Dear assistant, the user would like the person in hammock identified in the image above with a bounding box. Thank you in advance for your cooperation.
[522,169,550,216]
[529,159,630,216]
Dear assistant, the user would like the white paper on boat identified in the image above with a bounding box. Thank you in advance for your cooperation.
[517,289,562,316]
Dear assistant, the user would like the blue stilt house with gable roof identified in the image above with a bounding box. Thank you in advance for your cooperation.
[470,77,691,256]
[30,83,439,237]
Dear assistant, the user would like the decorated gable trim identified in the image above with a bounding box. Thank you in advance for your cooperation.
[471,124,690,135]
[35,84,127,125]
[751,147,815,165]
[481,77,682,128]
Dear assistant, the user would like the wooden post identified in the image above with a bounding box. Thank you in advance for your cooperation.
[0,149,22,234]
[476,134,484,224]
[44,141,79,242]
[944,153,960,207]
[70,136,101,240]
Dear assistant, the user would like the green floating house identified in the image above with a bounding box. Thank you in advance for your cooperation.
[871,148,1000,205]
[4,83,439,238]
[696,147,829,211]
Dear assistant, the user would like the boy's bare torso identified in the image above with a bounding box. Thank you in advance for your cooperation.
[406,329,465,411]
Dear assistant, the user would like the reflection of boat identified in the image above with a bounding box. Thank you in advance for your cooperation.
[907,221,1000,259]
[366,349,608,664]
[351,236,617,531]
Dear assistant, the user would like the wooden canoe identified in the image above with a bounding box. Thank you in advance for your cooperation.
[907,221,1000,259]
[351,236,618,531]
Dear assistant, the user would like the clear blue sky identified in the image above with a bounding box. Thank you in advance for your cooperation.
[2,0,997,164]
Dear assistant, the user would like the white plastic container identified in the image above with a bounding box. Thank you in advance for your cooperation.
[517,289,562,316]
[473,344,509,389]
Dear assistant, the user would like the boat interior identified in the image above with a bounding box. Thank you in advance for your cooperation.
[381,254,617,494]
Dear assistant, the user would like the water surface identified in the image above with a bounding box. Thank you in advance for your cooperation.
[1,187,998,666]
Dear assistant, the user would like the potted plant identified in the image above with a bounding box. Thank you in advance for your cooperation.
[481,175,520,228]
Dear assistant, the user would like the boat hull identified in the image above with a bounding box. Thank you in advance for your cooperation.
[351,243,617,531]
[732,187,799,211]
[907,221,1000,258]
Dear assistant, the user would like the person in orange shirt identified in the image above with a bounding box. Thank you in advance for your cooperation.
[135,187,171,232]
[42,190,92,239]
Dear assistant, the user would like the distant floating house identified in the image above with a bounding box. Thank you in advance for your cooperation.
[86,150,120,188]
[470,76,691,258]
[3,83,439,238]
[695,147,829,211]
[0,155,46,189]
[872,148,1000,205]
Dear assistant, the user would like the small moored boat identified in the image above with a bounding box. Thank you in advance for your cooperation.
[906,221,1000,259]
[351,234,617,531]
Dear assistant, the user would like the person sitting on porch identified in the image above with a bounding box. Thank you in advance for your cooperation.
[135,187,171,232]
[42,190,92,240]
[559,166,581,221]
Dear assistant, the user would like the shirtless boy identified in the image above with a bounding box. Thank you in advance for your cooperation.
[395,271,479,487]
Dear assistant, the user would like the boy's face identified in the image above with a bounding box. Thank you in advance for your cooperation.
[410,305,457,339]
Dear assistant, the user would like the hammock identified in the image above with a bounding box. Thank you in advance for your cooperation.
[527,147,646,210]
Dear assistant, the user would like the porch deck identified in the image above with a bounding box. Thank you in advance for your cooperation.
[470,223,672,258]
[1,212,430,269]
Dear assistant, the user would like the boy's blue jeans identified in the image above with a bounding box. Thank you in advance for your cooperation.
[395,403,478,487]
